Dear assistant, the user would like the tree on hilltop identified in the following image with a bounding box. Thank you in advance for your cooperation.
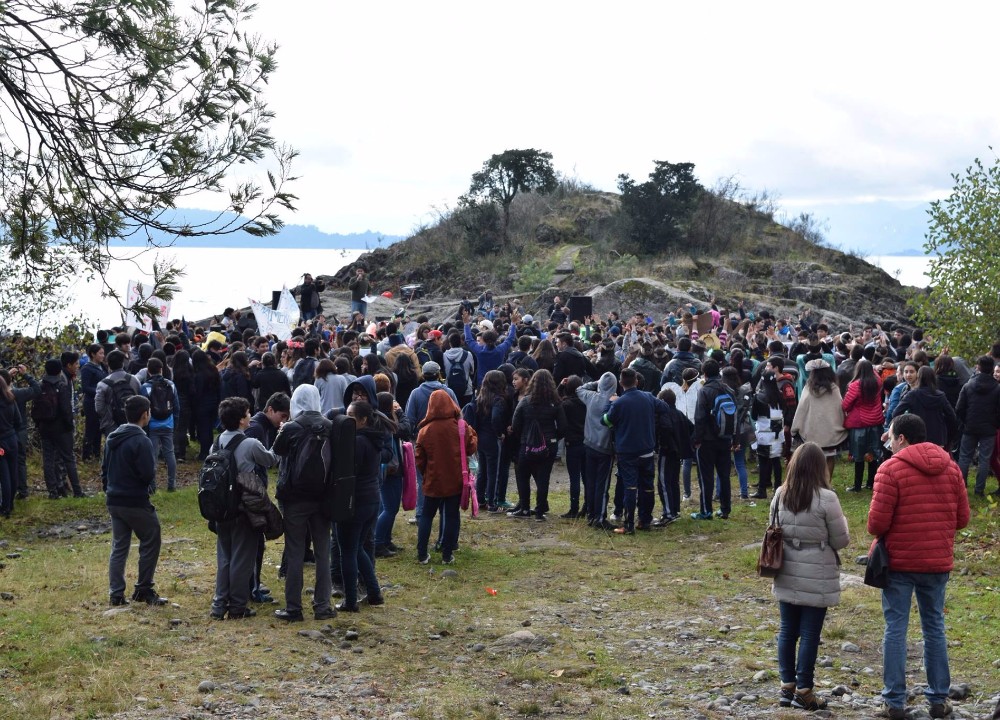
[616,161,702,256]
[914,152,1000,359]
[0,0,297,327]
[465,149,557,248]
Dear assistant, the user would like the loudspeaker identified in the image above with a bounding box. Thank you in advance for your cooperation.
[568,296,592,323]
[271,290,281,311]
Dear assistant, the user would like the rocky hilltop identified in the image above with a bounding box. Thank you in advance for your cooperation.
[304,187,916,329]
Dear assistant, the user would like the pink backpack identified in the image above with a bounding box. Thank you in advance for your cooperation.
[400,441,417,511]
[458,419,479,517]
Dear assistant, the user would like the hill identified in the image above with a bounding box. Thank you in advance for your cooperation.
[315,181,916,329]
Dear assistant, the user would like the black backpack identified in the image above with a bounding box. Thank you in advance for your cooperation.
[198,434,246,522]
[415,344,433,368]
[103,376,137,427]
[446,350,470,398]
[289,421,332,499]
[323,414,356,522]
[31,381,60,422]
[521,417,549,460]
[146,376,174,421]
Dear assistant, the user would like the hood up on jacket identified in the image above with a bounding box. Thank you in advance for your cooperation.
[419,389,460,428]
[343,374,378,409]
[290,384,321,419]
[891,441,955,475]
[597,371,617,395]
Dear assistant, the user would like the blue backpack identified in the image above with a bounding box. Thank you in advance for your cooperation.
[711,391,738,440]
[446,349,470,398]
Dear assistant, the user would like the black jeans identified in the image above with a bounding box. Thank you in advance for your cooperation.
[41,431,80,496]
[515,452,555,517]
[658,452,681,518]
[417,494,460,560]
[696,441,732,516]
[565,442,585,512]
[82,397,102,460]
[584,447,614,523]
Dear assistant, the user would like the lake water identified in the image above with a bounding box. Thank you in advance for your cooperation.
[8,248,932,334]
[20,246,367,333]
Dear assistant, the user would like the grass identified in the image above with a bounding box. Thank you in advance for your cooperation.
[0,458,998,719]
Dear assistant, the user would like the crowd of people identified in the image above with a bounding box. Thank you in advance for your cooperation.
[0,269,996,717]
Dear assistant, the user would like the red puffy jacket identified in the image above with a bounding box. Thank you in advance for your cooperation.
[867,442,970,573]
[841,378,884,429]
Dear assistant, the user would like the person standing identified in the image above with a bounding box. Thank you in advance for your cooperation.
[35,358,83,498]
[692,360,736,520]
[0,365,40,500]
[272,385,336,622]
[770,443,850,711]
[298,273,326,323]
[868,414,969,720]
[103,396,167,606]
[415,390,478,563]
[141,358,180,492]
[509,370,565,521]
[842,359,884,492]
[955,355,1000,496]
[80,343,107,461]
[602,368,669,534]
[0,374,22,518]
[348,266,370,318]
[576,372,618,529]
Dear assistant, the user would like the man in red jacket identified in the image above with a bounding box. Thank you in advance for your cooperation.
[868,414,970,720]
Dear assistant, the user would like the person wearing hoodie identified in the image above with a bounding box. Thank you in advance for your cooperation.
[141,358,180,492]
[36,358,83,498]
[892,367,958,450]
[443,333,477,406]
[404,363,458,525]
[103,395,167,606]
[869,414,969,720]
[336,399,388,611]
[956,355,1000,496]
[272,385,336,622]
[209,397,280,620]
[242,391,289,603]
[577,371,618,529]
[661,337,702,387]
[415,389,478,563]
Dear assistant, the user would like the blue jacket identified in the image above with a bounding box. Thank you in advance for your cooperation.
[103,423,155,504]
[405,381,458,426]
[141,375,180,431]
[603,387,669,457]
[80,361,107,401]
[464,322,517,385]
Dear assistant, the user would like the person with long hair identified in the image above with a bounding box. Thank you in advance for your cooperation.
[842,359,884,492]
[791,359,847,480]
[0,374,22,517]
[191,349,222,461]
[509,369,566,520]
[463,370,508,512]
[770,442,849,711]
[892,366,958,449]
[531,339,557,374]
[933,354,962,409]
[374,392,412,558]
[170,349,194,461]
[391,351,421,411]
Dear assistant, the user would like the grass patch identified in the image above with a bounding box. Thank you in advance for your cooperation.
[0,459,998,718]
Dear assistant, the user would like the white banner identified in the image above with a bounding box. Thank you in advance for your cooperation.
[250,299,295,341]
[278,286,299,317]
[126,280,172,331]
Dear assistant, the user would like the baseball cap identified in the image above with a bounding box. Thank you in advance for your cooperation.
[422,361,441,376]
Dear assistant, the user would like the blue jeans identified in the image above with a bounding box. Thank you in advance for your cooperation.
[584,448,613,523]
[732,446,748,497]
[375,472,402,548]
[475,436,501,508]
[958,433,994,493]
[148,427,176,490]
[778,601,828,689]
[336,500,380,608]
[882,571,951,708]
[350,299,367,317]
[618,454,655,529]
[417,495,460,560]
[682,458,696,497]
[564,442,585,512]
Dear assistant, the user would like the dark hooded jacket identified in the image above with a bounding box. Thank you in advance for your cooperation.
[956,372,1000,437]
[273,385,332,503]
[36,371,74,437]
[893,386,959,448]
[103,423,155,506]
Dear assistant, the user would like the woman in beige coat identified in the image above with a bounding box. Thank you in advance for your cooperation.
[770,442,850,711]
[791,359,847,479]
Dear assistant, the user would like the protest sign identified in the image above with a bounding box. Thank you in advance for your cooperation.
[126,280,171,331]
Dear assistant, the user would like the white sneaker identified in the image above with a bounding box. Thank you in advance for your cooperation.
[407,517,418,525]
[609,514,620,522]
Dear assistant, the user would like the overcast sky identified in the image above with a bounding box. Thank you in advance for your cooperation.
[244,1,1000,253]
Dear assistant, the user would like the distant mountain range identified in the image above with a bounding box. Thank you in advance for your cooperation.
[111,208,403,249]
